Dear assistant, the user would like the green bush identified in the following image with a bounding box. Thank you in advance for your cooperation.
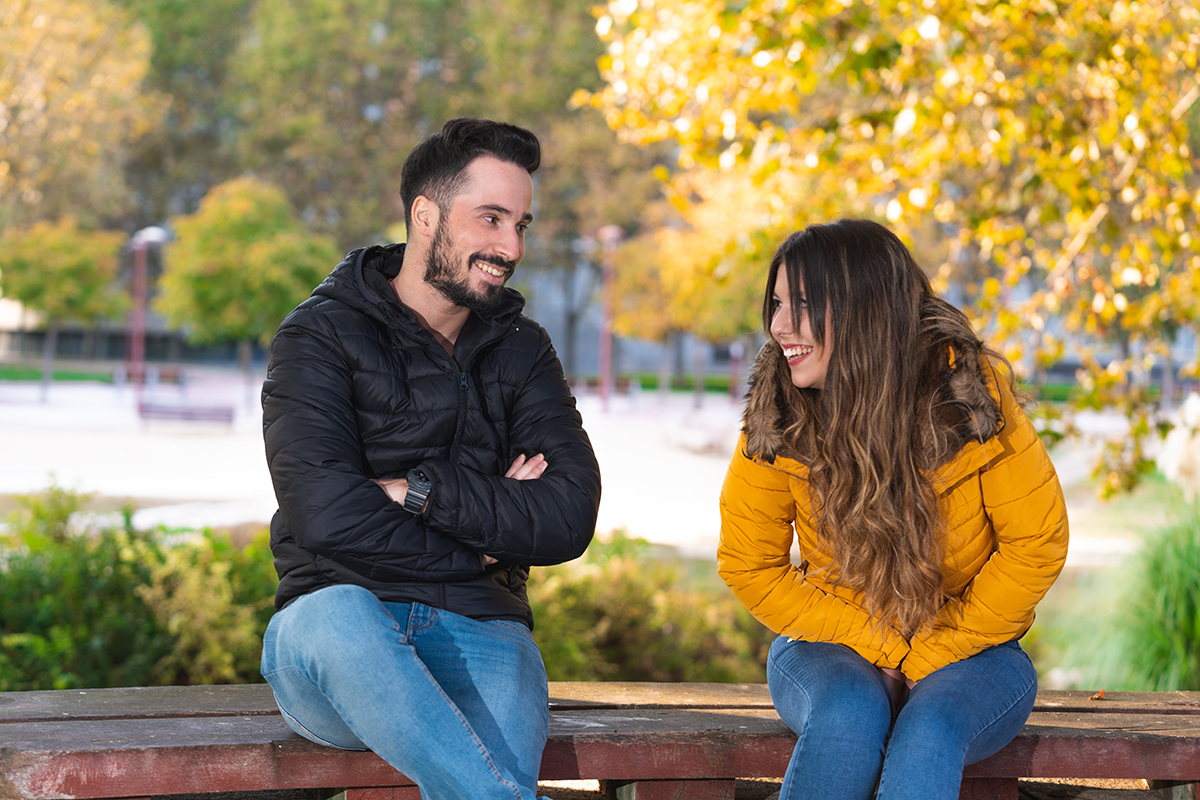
[136,528,277,685]
[0,484,277,690]
[529,532,773,682]
[2,487,770,689]
[0,485,170,690]
[1120,506,1200,690]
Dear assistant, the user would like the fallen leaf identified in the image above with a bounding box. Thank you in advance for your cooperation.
[1090,689,1106,700]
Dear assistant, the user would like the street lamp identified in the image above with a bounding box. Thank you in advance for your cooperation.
[127,226,170,395]
[596,224,623,413]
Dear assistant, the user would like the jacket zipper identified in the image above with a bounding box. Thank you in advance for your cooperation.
[448,371,469,464]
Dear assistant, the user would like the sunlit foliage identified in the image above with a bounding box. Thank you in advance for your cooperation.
[583,0,1200,491]
[0,0,163,229]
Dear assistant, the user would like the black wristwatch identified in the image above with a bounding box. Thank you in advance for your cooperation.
[403,467,432,515]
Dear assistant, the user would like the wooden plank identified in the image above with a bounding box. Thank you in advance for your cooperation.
[344,789,421,800]
[7,685,1190,724]
[548,683,772,710]
[0,685,279,724]
[957,778,1018,800]
[6,685,1200,800]
[1035,691,1200,717]
[601,778,736,799]
[966,714,1200,781]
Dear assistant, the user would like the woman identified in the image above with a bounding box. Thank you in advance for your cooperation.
[718,219,1068,800]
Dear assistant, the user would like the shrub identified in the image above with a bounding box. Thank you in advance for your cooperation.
[1120,506,1200,690]
[0,485,170,690]
[529,531,773,682]
[0,485,277,689]
[136,528,277,685]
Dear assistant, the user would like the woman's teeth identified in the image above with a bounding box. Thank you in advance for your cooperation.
[783,345,813,359]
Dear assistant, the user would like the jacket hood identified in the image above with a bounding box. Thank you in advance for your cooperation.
[311,242,526,333]
[741,340,1002,462]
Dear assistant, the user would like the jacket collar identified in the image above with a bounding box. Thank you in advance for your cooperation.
[312,243,527,356]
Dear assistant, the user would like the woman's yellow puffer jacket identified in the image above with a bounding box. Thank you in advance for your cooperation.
[718,347,1069,682]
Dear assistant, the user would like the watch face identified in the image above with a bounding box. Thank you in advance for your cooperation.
[409,469,430,491]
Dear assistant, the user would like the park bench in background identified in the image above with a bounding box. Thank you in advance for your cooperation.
[2,683,1199,800]
[137,402,235,425]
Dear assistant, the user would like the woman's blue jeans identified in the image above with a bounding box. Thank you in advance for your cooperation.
[260,584,549,800]
[766,637,1037,800]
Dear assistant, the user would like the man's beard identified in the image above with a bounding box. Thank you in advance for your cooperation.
[424,219,513,315]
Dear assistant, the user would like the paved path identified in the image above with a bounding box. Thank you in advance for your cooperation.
[0,369,1142,565]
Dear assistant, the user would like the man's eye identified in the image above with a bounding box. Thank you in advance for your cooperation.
[517,223,529,234]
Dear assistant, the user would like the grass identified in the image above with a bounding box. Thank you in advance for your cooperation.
[0,363,114,383]
[1027,472,1197,691]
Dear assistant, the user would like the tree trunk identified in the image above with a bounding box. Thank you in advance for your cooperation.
[239,339,255,409]
[658,332,674,402]
[1162,348,1176,412]
[39,323,58,403]
[692,335,706,409]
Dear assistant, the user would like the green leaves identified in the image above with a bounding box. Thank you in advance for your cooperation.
[0,218,128,326]
[157,177,337,346]
[0,0,164,230]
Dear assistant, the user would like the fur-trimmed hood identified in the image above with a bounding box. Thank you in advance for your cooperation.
[740,341,1004,462]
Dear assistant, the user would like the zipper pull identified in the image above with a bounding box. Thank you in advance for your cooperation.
[460,372,468,390]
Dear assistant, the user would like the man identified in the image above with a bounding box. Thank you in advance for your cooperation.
[260,118,601,800]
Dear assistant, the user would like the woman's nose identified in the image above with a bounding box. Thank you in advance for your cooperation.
[771,306,790,338]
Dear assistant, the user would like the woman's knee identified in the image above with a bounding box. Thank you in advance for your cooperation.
[894,642,1037,764]
[767,639,891,740]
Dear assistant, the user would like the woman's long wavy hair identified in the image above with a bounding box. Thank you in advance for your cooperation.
[762,219,1008,637]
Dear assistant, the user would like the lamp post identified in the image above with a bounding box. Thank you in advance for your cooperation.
[596,224,623,413]
[127,226,170,398]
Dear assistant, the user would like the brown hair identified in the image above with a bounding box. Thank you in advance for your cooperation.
[762,219,1009,636]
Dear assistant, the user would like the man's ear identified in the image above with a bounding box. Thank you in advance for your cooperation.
[410,196,439,239]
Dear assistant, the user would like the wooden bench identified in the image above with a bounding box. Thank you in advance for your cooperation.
[137,402,235,424]
[2,683,1199,800]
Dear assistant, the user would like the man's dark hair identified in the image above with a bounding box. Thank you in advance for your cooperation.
[399,118,541,229]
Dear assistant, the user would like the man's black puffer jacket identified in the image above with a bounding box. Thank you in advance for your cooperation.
[262,243,601,626]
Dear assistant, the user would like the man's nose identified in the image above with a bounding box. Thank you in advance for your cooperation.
[495,227,524,263]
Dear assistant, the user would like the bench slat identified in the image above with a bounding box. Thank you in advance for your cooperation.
[0,685,278,723]
[4,685,1200,800]
[5,685,1197,724]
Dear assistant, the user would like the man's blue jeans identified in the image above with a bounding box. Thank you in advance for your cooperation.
[260,584,549,800]
[766,637,1037,800]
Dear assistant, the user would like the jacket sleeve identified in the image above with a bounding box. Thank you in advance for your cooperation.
[417,329,600,566]
[904,382,1069,681]
[263,311,487,582]
[718,437,911,668]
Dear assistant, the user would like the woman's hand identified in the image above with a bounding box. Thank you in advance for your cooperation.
[878,666,911,709]
[481,454,549,565]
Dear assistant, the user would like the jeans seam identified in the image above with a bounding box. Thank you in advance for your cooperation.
[769,651,815,798]
[405,609,523,796]
[877,650,1037,797]
[269,666,366,751]
[959,663,1037,761]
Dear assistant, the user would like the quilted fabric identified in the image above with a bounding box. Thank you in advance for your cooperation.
[263,243,601,627]
[718,355,1068,681]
